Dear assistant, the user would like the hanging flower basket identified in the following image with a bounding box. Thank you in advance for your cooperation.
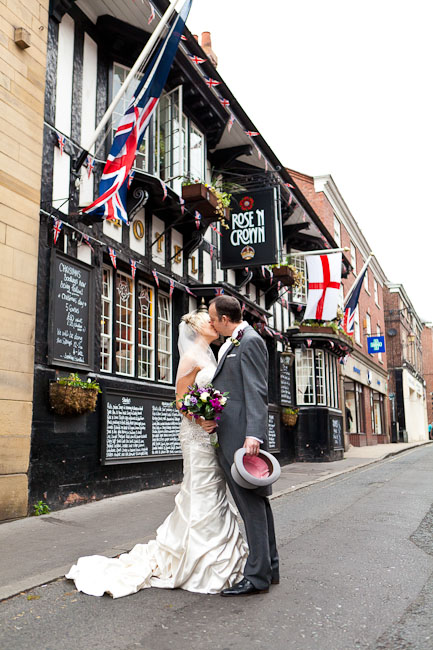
[272,265,296,287]
[49,374,101,416]
[182,183,219,218]
[281,407,299,427]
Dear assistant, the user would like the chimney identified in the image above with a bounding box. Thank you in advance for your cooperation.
[201,31,218,68]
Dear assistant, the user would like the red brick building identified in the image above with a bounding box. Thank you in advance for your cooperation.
[288,170,391,446]
[421,323,433,429]
[384,285,428,441]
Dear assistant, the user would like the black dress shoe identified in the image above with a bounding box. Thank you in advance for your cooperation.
[271,577,280,585]
[221,578,269,596]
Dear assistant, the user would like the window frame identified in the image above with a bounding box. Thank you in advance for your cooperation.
[115,270,135,377]
[333,215,341,247]
[350,242,357,274]
[295,348,340,408]
[137,281,155,380]
[290,250,307,304]
[157,292,172,384]
[100,266,113,373]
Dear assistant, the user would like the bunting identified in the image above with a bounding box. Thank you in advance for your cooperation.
[169,278,175,298]
[147,1,155,24]
[57,133,65,155]
[204,76,221,88]
[130,258,137,279]
[185,286,197,298]
[82,234,94,251]
[152,269,159,287]
[245,130,259,137]
[194,210,202,229]
[214,287,224,295]
[219,97,230,108]
[228,114,235,132]
[53,218,63,244]
[160,179,168,200]
[86,155,94,179]
[108,246,117,268]
[188,54,206,64]
[179,197,185,215]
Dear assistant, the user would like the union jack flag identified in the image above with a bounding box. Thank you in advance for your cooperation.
[210,224,222,236]
[57,133,65,155]
[204,76,220,88]
[188,54,206,64]
[194,210,201,229]
[152,269,159,287]
[343,266,368,336]
[169,278,175,298]
[82,0,192,225]
[86,155,94,179]
[264,158,268,171]
[127,170,135,189]
[53,218,63,244]
[245,130,259,137]
[228,113,235,132]
[130,258,137,279]
[285,183,295,189]
[179,197,185,215]
[108,246,117,268]
[219,97,230,108]
[148,1,155,24]
[180,34,187,41]
[214,287,224,295]
[209,244,214,260]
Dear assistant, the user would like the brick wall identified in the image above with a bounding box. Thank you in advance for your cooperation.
[421,325,433,425]
[0,0,49,520]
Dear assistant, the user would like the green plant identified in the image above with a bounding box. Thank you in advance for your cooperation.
[57,373,102,393]
[181,176,232,222]
[268,262,305,289]
[33,500,51,516]
[282,406,299,416]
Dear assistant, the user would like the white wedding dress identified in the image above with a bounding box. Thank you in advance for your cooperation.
[66,367,248,597]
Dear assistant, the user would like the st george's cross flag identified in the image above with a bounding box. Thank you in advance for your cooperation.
[304,253,342,321]
[82,0,192,225]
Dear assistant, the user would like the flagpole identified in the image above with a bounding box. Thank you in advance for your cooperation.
[287,247,349,257]
[74,0,184,171]
[343,253,374,306]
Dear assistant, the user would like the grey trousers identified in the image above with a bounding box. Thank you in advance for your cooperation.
[218,452,279,590]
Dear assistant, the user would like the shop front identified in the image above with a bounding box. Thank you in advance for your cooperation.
[342,356,389,446]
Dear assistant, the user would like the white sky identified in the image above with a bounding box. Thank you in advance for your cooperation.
[186,0,433,321]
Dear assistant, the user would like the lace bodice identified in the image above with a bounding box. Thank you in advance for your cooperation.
[179,365,216,450]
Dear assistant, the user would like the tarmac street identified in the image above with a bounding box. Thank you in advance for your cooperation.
[1,442,433,649]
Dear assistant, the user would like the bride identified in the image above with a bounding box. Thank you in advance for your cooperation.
[66,310,248,597]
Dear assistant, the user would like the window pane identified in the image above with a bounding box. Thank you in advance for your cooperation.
[295,349,315,405]
[190,123,204,180]
[315,350,326,405]
[138,283,154,379]
[100,267,113,372]
[290,252,307,304]
[157,294,172,383]
[115,272,134,376]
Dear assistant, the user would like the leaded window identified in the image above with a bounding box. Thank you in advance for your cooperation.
[137,282,154,379]
[291,251,307,304]
[115,272,135,376]
[101,267,113,372]
[296,348,339,408]
[158,294,172,383]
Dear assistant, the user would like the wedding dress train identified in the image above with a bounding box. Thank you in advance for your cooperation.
[66,367,248,597]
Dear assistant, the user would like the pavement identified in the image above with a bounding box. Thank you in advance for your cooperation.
[1,440,431,602]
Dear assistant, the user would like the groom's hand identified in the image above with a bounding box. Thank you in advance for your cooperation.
[244,437,260,456]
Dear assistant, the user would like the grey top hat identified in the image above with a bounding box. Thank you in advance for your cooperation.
[231,448,281,490]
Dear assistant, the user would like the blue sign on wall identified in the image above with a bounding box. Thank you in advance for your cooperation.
[367,336,386,354]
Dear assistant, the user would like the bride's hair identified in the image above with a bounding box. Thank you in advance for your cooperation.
[181,310,209,334]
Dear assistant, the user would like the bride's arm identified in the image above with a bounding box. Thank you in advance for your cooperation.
[176,369,216,433]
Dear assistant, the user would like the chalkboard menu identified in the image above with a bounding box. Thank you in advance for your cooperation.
[279,355,294,406]
[329,414,343,449]
[102,389,182,464]
[268,406,281,452]
[48,250,94,370]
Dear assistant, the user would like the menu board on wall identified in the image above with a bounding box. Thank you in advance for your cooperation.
[268,406,281,452]
[48,250,94,370]
[102,389,182,464]
[279,355,294,406]
[329,414,343,449]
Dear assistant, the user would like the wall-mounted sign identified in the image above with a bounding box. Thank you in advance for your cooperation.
[102,389,182,464]
[220,188,278,269]
[268,405,281,452]
[367,336,385,354]
[48,250,94,370]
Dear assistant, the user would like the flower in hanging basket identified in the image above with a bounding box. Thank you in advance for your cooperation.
[49,373,102,416]
[281,406,299,427]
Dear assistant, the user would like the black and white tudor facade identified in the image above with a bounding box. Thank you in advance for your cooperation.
[32,0,351,509]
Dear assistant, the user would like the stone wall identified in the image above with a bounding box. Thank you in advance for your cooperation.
[0,0,49,520]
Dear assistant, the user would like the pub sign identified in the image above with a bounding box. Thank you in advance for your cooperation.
[221,188,278,269]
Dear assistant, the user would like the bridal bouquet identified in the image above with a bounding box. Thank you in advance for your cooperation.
[177,384,229,448]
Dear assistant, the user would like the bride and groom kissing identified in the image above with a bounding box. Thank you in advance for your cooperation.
[67,295,279,598]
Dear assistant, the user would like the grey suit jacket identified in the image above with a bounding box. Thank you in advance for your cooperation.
[212,325,269,466]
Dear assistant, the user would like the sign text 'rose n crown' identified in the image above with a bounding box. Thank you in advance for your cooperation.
[220,188,278,269]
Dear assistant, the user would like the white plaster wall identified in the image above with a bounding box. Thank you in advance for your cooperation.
[55,14,74,136]
[103,218,122,243]
[52,148,70,214]
[129,209,145,256]
[171,229,183,275]
[402,369,429,441]
[77,242,92,265]
[202,251,212,284]
[152,215,165,266]
[79,32,98,206]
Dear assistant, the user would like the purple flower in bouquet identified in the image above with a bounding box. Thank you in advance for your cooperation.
[175,382,230,448]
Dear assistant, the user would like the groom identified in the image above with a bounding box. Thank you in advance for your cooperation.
[209,295,279,596]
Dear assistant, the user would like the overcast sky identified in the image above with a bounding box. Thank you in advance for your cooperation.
[187,0,433,321]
